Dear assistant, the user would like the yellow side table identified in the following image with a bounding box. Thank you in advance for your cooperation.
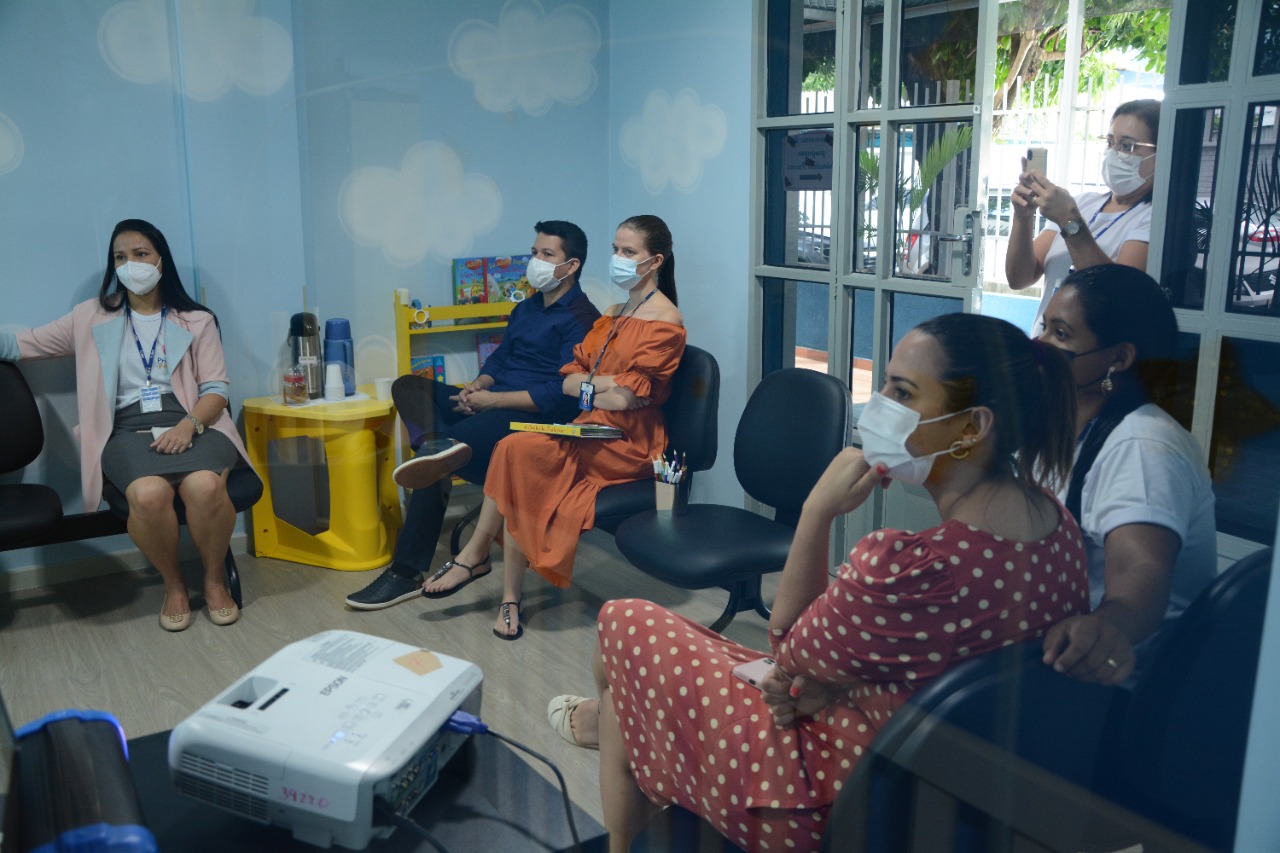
[242,387,402,570]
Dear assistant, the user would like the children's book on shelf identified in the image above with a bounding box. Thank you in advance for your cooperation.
[410,354,447,384]
[509,421,623,439]
[487,254,533,304]
[452,257,488,306]
[476,333,503,370]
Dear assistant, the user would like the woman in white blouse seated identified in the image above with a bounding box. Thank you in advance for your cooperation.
[1038,263,1216,684]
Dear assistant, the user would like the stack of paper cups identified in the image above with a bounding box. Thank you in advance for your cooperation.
[324,363,345,401]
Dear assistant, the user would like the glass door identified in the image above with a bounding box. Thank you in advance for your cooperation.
[753,0,1001,550]
[847,0,998,538]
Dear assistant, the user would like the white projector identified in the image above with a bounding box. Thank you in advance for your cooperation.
[168,630,482,849]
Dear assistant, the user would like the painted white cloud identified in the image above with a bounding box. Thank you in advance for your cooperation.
[578,275,612,314]
[98,0,292,102]
[620,89,728,195]
[0,113,24,175]
[448,0,600,116]
[338,141,503,267]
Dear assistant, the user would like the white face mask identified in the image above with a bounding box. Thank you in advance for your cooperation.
[526,256,567,292]
[857,392,971,486]
[116,260,162,296]
[609,254,653,290]
[1101,148,1153,197]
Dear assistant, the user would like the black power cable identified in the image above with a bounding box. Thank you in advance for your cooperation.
[373,710,583,853]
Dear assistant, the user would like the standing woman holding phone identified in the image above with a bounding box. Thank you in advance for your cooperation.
[1006,99,1160,336]
[0,219,252,632]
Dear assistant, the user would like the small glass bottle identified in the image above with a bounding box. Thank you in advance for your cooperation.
[283,365,308,406]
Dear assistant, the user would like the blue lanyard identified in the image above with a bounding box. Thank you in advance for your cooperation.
[1087,195,1141,241]
[587,288,656,381]
[126,304,167,385]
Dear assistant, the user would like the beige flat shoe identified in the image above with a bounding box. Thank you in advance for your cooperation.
[208,605,240,626]
[547,694,598,750]
[160,610,192,632]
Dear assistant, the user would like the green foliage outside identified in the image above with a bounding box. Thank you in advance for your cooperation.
[799,6,1173,112]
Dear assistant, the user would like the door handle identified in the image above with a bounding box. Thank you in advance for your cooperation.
[935,211,975,276]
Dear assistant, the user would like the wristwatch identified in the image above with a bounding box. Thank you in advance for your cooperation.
[185,414,205,435]
[1062,217,1087,238]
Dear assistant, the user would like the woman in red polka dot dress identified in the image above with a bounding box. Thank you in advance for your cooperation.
[548,314,1090,852]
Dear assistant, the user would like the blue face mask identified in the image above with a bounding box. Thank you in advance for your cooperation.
[609,254,653,290]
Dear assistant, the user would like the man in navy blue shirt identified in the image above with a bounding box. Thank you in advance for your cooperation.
[346,220,600,609]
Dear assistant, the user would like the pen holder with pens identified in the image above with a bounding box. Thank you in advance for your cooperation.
[654,451,690,516]
[654,480,691,516]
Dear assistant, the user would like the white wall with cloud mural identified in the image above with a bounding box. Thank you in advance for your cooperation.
[98,0,292,101]
[0,112,23,175]
[619,88,728,196]
[338,140,503,267]
[448,0,600,116]
[0,0,751,569]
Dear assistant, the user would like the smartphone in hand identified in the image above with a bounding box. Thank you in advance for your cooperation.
[732,657,778,689]
[1025,146,1049,176]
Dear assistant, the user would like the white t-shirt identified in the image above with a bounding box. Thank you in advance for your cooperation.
[116,310,174,409]
[1031,191,1153,336]
[1057,404,1216,650]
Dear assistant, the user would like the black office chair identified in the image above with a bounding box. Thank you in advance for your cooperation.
[593,344,720,534]
[831,641,1123,853]
[448,344,721,551]
[614,368,848,631]
[101,465,263,610]
[0,362,64,548]
[1096,547,1273,851]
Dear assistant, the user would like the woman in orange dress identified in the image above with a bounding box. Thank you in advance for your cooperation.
[437,215,686,639]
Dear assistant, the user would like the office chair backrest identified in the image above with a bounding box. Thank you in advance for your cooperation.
[734,369,848,526]
[661,345,719,472]
[830,641,1120,853]
[1108,547,1273,850]
[0,362,46,475]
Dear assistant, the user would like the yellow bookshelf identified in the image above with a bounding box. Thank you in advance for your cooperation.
[393,295,516,379]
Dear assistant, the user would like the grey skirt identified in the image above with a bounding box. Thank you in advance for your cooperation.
[101,395,239,490]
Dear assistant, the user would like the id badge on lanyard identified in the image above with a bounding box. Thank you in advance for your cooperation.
[578,381,596,411]
[140,384,162,413]
[129,304,167,413]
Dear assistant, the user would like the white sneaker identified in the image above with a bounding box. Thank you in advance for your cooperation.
[392,441,472,489]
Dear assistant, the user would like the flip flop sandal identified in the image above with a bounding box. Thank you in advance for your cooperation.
[547,694,598,750]
[493,600,524,641]
[421,555,492,599]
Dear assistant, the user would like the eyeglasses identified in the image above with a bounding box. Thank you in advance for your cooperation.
[1098,135,1157,161]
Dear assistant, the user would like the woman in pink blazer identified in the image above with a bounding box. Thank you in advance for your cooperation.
[0,219,252,632]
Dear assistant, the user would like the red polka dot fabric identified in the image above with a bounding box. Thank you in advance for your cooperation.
[599,507,1088,852]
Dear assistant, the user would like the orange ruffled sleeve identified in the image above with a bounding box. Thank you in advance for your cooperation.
[609,321,685,402]
[561,318,686,403]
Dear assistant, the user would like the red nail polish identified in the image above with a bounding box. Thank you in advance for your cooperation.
[789,684,800,698]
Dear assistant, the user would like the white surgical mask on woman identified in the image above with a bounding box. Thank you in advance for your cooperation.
[116,260,162,296]
[857,392,971,486]
[1101,148,1154,197]
[609,255,653,290]
[526,257,567,292]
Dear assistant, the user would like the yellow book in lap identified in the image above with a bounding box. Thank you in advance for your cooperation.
[509,422,623,439]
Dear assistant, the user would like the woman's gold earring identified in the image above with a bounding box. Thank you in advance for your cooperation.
[949,440,971,459]
[1102,366,1116,394]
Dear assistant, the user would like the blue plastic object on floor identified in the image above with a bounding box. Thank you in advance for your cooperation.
[15,709,157,853]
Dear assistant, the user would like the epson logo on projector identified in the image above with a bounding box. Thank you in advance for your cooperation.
[320,676,348,696]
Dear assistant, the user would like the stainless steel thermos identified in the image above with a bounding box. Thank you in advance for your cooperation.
[288,312,323,399]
